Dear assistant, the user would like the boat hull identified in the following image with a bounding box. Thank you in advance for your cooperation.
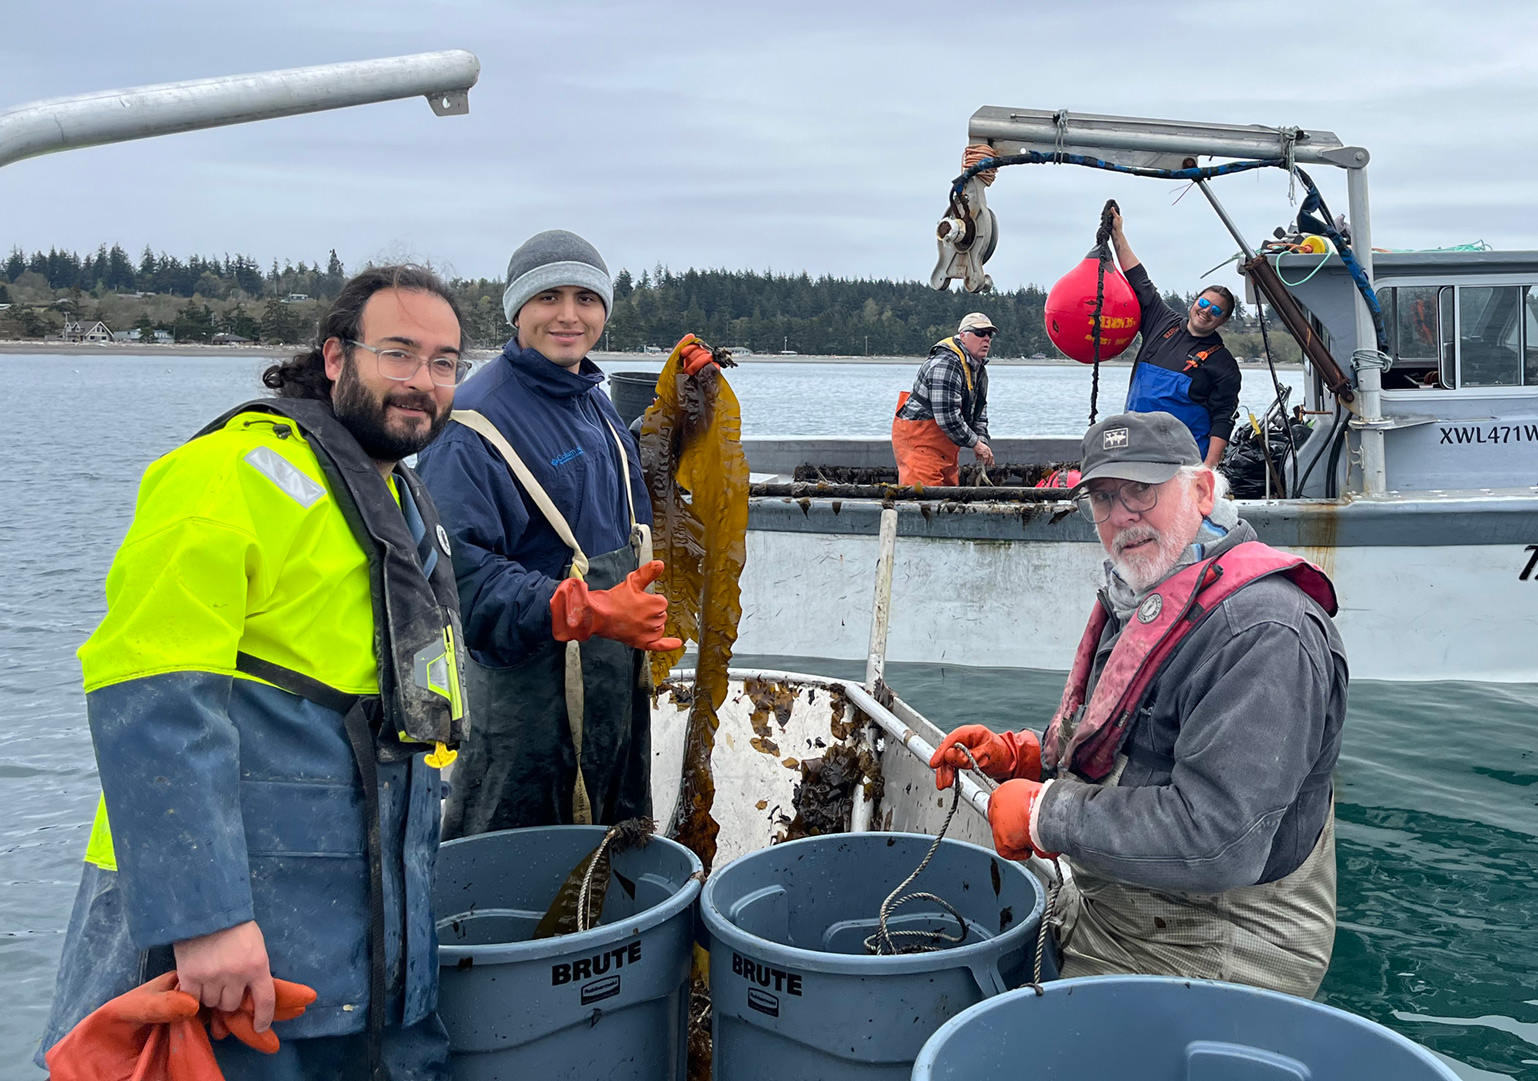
[737,491,1538,682]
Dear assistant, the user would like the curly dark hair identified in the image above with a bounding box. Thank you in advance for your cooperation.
[261,265,465,401]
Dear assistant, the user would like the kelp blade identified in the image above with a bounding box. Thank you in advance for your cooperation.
[639,336,749,876]
[532,846,609,939]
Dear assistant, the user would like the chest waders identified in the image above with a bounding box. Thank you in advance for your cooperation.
[445,409,654,836]
[198,399,469,1081]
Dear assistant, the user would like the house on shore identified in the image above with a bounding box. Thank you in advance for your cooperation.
[62,320,113,343]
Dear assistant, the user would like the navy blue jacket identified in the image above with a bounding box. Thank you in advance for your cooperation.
[417,345,651,667]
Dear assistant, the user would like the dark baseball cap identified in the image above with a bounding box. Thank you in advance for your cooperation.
[1074,412,1201,491]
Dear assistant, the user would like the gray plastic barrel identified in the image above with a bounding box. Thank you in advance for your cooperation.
[912,975,1461,1081]
[607,371,660,428]
[700,833,1046,1080]
[434,825,703,1081]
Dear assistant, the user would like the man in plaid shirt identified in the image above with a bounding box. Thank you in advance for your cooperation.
[891,311,996,485]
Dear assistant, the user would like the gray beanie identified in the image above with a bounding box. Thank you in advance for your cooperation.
[501,229,613,326]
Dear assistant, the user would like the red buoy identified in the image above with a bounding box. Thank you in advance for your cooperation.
[1044,248,1140,364]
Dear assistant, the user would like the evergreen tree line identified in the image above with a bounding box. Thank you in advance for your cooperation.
[4,244,1283,359]
[3,244,348,302]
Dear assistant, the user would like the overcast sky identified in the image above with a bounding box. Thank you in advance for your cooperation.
[5,1,1538,299]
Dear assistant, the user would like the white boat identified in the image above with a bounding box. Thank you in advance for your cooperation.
[726,109,1538,684]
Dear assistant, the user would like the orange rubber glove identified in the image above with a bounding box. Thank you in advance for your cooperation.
[929,726,1042,790]
[988,779,1058,862]
[550,560,684,652]
[962,142,998,186]
[681,341,718,376]
[208,979,318,1053]
[45,970,219,1081]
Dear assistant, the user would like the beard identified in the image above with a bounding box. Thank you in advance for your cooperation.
[332,358,449,462]
[1109,498,1204,592]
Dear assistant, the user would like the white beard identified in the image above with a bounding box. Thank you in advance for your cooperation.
[1109,499,1204,593]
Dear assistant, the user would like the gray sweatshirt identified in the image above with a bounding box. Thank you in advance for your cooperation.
[1033,517,1349,893]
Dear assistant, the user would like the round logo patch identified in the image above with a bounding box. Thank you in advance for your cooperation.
[436,523,452,556]
[1137,594,1163,623]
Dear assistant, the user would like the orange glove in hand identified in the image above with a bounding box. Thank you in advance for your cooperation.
[208,979,318,1054]
[928,726,1041,790]
[47,971,320,1080]
[550,560,685,652]
[681,341,718,376]
[988,779,1058,862]
[46,971,217,1081]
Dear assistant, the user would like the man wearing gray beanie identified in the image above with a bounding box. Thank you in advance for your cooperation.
[418,229,680,834]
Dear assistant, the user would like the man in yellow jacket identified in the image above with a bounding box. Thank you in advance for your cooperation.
[38,266,472,1079]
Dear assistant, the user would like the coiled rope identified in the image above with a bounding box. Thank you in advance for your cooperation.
[863,746,979,955]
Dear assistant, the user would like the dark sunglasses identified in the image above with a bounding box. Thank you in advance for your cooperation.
[967,328,997,338]
[1195,297,1227,318]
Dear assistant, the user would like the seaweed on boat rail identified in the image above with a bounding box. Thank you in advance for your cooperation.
[639,334,749,877]
[751,482,1077,503]
[793,462,1066,487]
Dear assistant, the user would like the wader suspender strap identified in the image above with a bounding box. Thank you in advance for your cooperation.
[451,408,646,825]
[233,652,387,1080]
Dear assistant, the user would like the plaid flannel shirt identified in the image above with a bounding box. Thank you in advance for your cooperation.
[896,344,989,447]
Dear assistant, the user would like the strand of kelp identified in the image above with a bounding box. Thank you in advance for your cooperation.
[639,333,750,877]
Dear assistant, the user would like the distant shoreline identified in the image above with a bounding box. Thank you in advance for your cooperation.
[0,341,1302,370]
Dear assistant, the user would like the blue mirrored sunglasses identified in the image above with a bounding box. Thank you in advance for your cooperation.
[1196,297,1226,317]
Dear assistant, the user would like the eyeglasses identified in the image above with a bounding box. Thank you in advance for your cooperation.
[347,341,471,387]
[1195,297,1227,318]
[967,328,997,339]
[1073,480,1161,524]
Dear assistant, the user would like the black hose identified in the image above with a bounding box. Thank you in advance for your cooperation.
[1324,411,1351,499]
[1296,405,1347,496]
[1255,301,1300,495]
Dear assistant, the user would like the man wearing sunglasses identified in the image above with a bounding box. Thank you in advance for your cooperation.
[1108,208,1242,468]
[892,311,997,485]
[41,267,472,1077]
[931,410,1348,997]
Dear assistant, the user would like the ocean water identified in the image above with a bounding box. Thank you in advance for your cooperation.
[1,354,1533,1079]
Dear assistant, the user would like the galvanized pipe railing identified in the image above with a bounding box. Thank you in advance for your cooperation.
[0,50,480,171]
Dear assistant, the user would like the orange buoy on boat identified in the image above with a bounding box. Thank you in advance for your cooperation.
[1044,246,1140,363]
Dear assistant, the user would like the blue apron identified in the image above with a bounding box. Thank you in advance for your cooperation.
[1125,361,1212,458]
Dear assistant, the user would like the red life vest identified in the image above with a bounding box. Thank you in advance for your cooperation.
[1042,541,1338,782]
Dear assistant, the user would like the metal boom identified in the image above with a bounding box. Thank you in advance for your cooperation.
[0,50,480,171]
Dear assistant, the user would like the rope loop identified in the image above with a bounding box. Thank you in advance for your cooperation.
[864,745,980,956]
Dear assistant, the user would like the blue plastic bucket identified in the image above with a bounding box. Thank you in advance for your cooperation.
[700,833,1046,1080]
[912,975,1460,1080]
[434,826,702,1081]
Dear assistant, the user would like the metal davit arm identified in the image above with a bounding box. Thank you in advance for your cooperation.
[0,50,480,171]
[965,107,1368,171]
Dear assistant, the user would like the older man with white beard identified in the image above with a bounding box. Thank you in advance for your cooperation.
[931,411,1349,997]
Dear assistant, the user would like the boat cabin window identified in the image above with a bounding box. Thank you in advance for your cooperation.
[1380,284,1538,389]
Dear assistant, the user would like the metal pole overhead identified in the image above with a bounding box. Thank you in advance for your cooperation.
[967,107,1369,170]
[0,50,480,171]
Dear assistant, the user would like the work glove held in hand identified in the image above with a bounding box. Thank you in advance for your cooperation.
[550,561,684,652]
[988,779,1058,862]
[929,726,1041,790]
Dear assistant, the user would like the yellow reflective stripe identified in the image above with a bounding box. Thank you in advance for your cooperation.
[84,793,117,871]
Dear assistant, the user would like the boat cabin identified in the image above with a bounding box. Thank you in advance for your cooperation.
[1280,250,1538,494]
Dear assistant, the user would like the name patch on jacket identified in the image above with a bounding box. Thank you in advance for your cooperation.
[549,447,586,468]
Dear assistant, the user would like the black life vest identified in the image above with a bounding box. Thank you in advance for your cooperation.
[196,398,468,752]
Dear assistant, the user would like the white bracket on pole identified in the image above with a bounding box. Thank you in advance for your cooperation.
[0,50,480,171]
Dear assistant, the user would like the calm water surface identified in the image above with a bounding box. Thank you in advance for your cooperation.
[1,355,1532,1079]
